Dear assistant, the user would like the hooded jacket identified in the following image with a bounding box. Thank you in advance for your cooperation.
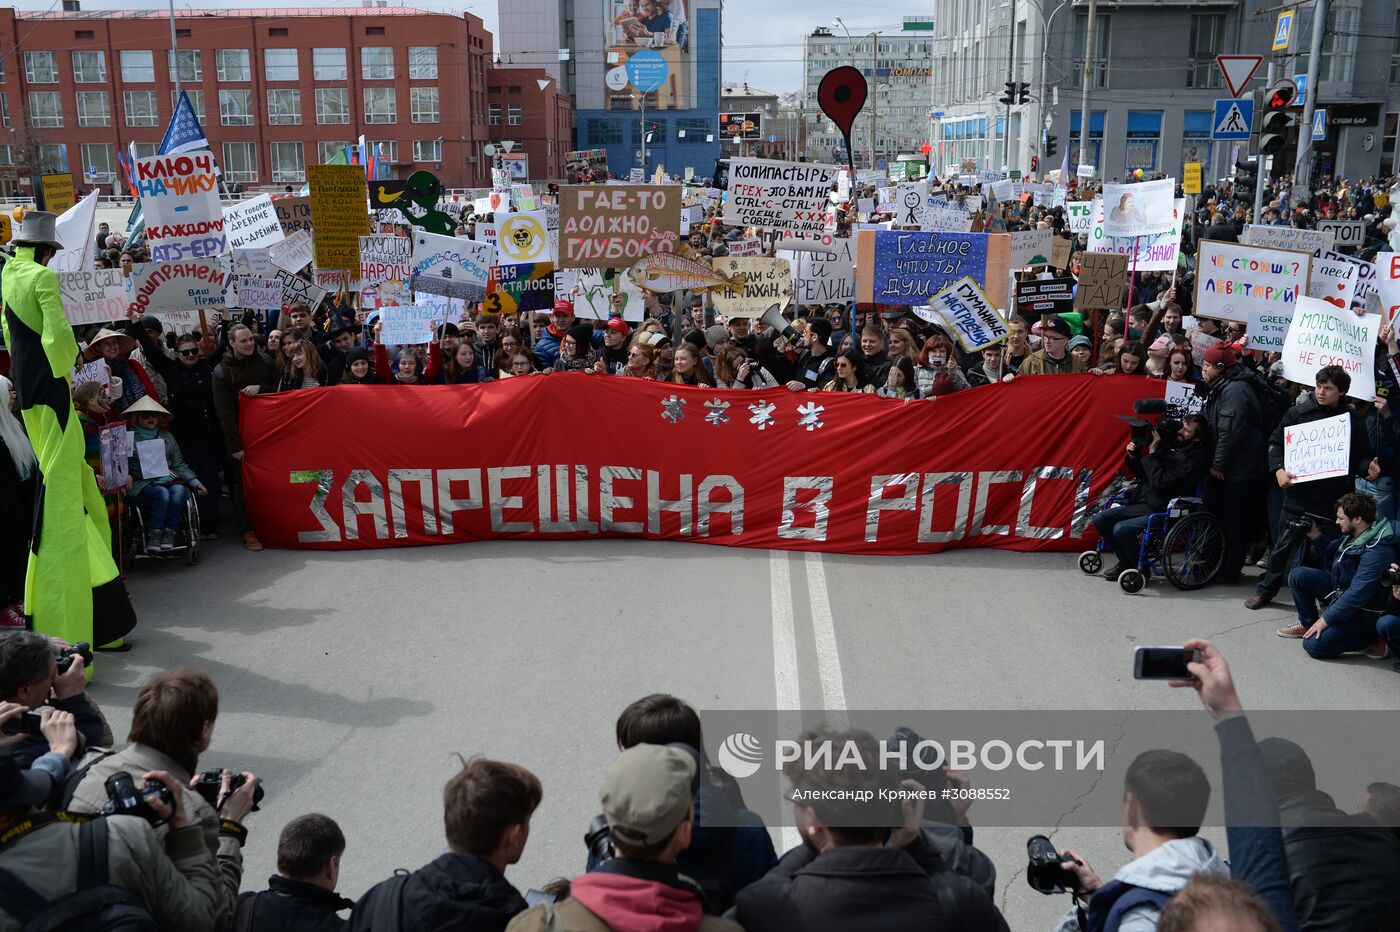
[507,862,742,932]
[348,851,527,932]
[1269,393,1372,514]
[1054,837,1228,932]
[1203,364,1269,481]
[1306,517,1397,622]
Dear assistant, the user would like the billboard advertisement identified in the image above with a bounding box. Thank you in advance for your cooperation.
[604,0,688,109]
[719,112,763,140]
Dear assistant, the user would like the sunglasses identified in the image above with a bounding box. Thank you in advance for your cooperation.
[178,348,200,358]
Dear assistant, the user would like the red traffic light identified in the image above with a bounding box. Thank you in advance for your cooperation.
[1265,84,1295,111]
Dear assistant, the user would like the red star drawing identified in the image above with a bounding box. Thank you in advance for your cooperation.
[1286,430,1293,445]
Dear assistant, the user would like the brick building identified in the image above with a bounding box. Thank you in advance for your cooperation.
[486,66,574,181]
[0,6,566,193]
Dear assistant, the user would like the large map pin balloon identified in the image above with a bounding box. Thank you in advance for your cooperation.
[817,66,868,170]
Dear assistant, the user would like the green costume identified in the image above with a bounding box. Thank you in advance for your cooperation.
[2,243,127,646]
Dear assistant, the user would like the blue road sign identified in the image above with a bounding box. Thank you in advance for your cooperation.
[625,50,668,92]
[1273,10,1295,51]
[1212,97,1254,140]
[1293,74,1307,99]
[1313,109,1327,141]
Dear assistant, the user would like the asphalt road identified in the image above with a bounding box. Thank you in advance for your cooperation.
[89,537,1399,929]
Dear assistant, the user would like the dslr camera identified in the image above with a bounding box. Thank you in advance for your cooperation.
[1382,567,1400,587]
[100,771,174,825]
[54,641,93,675]
[192,770,265,812]
[1026,834,1083,895]
[1129,398,1186,451]
[1284,512,1330,535]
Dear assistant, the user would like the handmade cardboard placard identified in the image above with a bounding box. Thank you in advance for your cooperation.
[854,230,1011,310]
[1073,253,1129,311]
[1194,240,1310,324]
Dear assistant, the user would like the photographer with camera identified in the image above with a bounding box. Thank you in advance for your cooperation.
[63,668,258,931]
[0,751,224,930]
[1247,366,1372,613]
[1277,492,1396,657]
[1089,414,1211,580]
[733,727,1008,932]
[237,813,353,931]
[0,630,106,767]
[585,695,775,911]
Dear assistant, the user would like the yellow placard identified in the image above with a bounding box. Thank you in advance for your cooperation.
[1183,163,1202,195]
[307,164,371,272]
[41,172,75,213]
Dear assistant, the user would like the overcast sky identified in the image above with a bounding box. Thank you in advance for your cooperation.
[9,0,932,96]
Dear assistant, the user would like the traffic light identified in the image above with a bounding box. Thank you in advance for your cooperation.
[1000,82,1016,106]
[1260,85,1293,156]
[1030,154,1039,171]
[1044,134,1058,159]
[1017,82,1030,105]
[1232,158,1257,202]
[1264,83,1295,111]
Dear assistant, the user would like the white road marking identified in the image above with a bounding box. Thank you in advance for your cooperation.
[768,549,803,854]
[804,550,848,714]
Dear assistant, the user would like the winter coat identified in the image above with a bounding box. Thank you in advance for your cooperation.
[348,851,527,932]
[211,347,279,455]
[1306,518,1397,623]
[373,342,442,386]
[1017,350,1086,376]
[0,814,222,932]
[240,875,353,932]
[65,742,244,931]
[1202,364,1269,481]
[734,835,1009,932]
[915,364,971,395]
[1270,394,1372,514]
[1055,837,1228,932]
[1121,442,1211,516]
[534,325,567,368]
[507,863,742,932]
[125,425,202,496]
[127,324,222,456]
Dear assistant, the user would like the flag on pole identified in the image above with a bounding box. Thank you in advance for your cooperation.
[127,89,217,239]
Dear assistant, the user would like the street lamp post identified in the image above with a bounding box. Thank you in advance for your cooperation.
[1036,0,1072,176]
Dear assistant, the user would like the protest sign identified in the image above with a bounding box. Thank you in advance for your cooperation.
[496,211,551,264]
[1101,178,1175,238]
[855,230,1011,309]
[378,305,440,344]
[410,230,494,300]
[1376,253,1400,324]
[274,196,313,237]
[98,425,129,493]
[1194,240,1310,323]
[72,359,109,390]
[41,172,75,213]
[722,158,839,237]
[558,185,680,269]
[1051,237,1072,271]
[269,230,313,272]
[233,278,283,311]
[1164,379,1204,415]
[556,268,645,322]
[359,234,412,285]
[710,257,793,318]
[923,205,973,234]
[728,238,763,257]
[1284,411,1352,483]
[920,277,1009,351]
[223,194,286,249]
[1066,201,1093,235]
[136,152,225,262]
[1242,224,1333,254]
[312,268,361,292]
[1307,252,1359,310]
[274,267,328,309]
[779,237,856,305]
[1015,277,1076,318]
[1317,220,1365,250]
[1073,253,1129,310]
[1281,296,1379,400]
[1090,198,1186,272]
[308,164,371,271]
[231,248,274,278]
[127,261,228,317]
[892,182,927,227]
[59,268,129,326]
[484,262,556,316]
[1245,308,1293,352]
[1010,230,1053,268]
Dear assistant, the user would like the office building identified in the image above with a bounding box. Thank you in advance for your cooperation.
[719,83,799,160]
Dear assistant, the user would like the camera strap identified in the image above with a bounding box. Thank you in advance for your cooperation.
[0,811,58,850]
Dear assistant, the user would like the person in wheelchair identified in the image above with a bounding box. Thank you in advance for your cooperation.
[123,397,206,553]
[1090,414,1211,580]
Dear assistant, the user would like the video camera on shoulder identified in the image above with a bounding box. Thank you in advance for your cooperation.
[100,771,174,825]
[1120,398,1187,450]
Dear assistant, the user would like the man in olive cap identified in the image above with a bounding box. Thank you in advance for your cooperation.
[1018,317,1086,375]
[506,745,741,932]
[0,210,131,649]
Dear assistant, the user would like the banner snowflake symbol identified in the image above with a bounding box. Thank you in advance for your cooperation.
[748,400,777,431]
[704,398,731,426]
[796,401,826,431]
[660,394,687,423]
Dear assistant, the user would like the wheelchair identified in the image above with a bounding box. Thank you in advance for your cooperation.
[1078,493,1225,593]
[121,488,202,568]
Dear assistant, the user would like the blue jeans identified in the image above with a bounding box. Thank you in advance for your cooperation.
[1090,508,1150,566]
[1380,614,1400,657]
[128,483,189,532]
[1290,565,1379,658]
[1357,476,1397,524]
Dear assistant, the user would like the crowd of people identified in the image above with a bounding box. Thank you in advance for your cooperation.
[3,637,1399,931]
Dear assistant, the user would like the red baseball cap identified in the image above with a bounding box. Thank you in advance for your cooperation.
[606,317,629,336]
[553,299,574,315]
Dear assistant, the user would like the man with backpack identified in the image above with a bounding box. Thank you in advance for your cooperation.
[1200,343,1271,584]
[238,813,353,931]
[0,751,224,931]
[1246,365,1372,612]
[1053,750,1227,932]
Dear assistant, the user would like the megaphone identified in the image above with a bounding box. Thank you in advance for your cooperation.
[760,303,803,350]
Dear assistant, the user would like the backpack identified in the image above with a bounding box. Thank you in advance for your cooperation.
[0,818,159,931]
[1084,879,1174,932]
[1250,377,1294,435]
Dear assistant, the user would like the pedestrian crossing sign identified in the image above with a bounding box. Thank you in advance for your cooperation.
[1212,98,1254,140]
[1313,109,1327,141]
[1274,10,1295,52]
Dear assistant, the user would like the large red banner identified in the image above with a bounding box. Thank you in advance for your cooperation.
[241,373,1157,555]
